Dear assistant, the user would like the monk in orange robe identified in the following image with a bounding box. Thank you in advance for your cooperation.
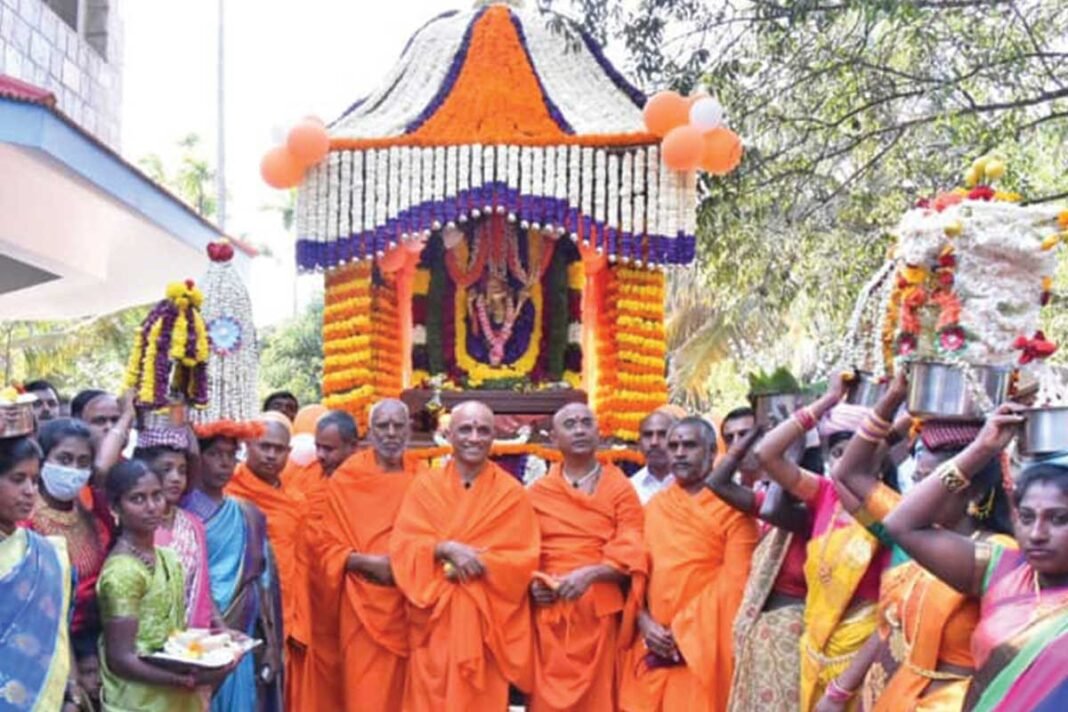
[308,399,420,711]
[390,400,540,711]
[224,413,308,709]
[276,410,358,711]
[528,403,646,711]
[619,417,758,712]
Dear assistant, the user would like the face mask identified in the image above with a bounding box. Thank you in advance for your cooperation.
[41,462,92,502]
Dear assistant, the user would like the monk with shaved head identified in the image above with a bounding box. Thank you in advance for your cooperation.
[528,402,647,710]
[225,413,307,708]
[390,400,541,710]
[619,417,758,712]
[304,399,421,711]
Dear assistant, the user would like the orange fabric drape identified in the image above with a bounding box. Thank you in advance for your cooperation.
[527,463,647,712]
[307,449,419,711]
[389,462,540,711]
[225,462,307,709]
[619,485,758,712]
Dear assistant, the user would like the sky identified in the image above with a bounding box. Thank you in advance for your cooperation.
[120,0,460,327]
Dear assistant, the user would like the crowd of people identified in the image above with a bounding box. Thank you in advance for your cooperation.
[1,372,1066,712]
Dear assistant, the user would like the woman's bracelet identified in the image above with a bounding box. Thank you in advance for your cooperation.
[857,412,892,443]
[793,406,818,432]
[934,458,969,493]
[826,678,856,703]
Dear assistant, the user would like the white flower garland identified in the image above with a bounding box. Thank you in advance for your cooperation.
[375,149,389,239]
[398,147,411,237]
[351,151,364,240]
[326,152,340,243]
[339,151,352,241]
[363,149,377,235]
[647,146,660,249]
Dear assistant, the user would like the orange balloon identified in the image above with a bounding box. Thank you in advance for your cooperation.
[643,91,690,137]
[287,120,330,166]
[661,125,705,171]
[700,127,744,175]
[293,404,327,435]
[260,146,304,189]
[378,245,407,273]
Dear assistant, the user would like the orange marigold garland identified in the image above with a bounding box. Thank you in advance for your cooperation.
[371,270,404,400]
[322,262,375,427]
[591,266,670,441]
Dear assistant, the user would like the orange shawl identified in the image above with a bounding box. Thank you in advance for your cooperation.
[528,463,647,711]
[225,463,306,630]
[619,484,758,712]
[389,461,540,710]
[307,449,418,711]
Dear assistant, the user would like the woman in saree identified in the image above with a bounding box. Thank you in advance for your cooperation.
[134,428,214,628]
[27,418,113,707]
[96,459,230,711]
[822,370,1015,711]
[0,434,80,711]
[885,405,1068,711]
[754,373,898,711]
[181,422,284,712]
[705,420,811,712]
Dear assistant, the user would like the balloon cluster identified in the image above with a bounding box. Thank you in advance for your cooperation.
[260,117,330,189]
[643,90,743,174]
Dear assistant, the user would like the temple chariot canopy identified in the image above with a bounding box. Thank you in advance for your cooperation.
[294,2,698,272]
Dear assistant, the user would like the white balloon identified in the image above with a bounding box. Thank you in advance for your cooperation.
[689,97,724,131]
[288,433,317,467]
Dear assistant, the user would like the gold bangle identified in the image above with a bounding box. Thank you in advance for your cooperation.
[935,459,968,493]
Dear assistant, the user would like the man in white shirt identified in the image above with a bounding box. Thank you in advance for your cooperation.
[631,409,677,505]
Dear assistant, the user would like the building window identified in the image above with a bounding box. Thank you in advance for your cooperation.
[42,0,110,60]
[43,0,78,32]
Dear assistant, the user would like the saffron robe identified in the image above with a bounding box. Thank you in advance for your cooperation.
[619,484,758,712]
[527,463,647,712]
[308,449,419,711]
[389,461,540,711]
[226,463,306,710]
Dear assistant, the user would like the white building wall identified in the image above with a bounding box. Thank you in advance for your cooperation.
[0,0,123,149]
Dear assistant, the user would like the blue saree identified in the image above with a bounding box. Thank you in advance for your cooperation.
[0,528,72,712]
[182,491,284,712]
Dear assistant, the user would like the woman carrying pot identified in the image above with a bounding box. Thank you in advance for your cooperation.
[883,404,1068,710]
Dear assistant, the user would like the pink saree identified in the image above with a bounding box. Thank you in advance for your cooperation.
[155,508,214,628]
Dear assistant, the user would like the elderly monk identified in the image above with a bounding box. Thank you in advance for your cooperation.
[282,410,360,711]
[390,400,540,710]
[224,413,307,709]
[307,400,420,711]
[528,403,646,711]
[619,417,758,712]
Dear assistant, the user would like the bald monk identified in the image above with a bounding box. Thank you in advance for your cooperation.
[282,410,361,710]
[528,403,646,711]
[390,400,541,710]
[307,399,421,711]
[224,414,307,709]
[619,418,758,712]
